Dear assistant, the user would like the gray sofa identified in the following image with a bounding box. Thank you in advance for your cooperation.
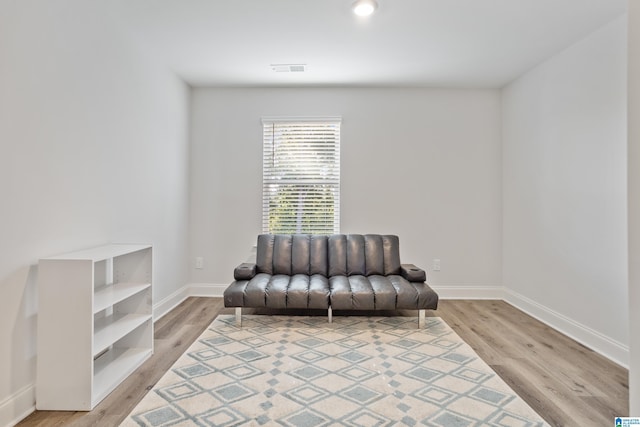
[224,234,439,327]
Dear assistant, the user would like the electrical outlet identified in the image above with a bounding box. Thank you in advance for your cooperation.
[433,258,441,271]
[195,257,204,269]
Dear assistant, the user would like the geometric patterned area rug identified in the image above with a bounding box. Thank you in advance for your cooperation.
[121,315,549,427]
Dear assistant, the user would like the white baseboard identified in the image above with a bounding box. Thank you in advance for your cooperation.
[505,288,629,368]
[153,283,226,321]
[432,285,504,300]
[0,384,35,427]
[183,284,507,301]
[153,285,190,321]
[187,283,226,298]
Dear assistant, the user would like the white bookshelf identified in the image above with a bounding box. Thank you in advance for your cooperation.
[36,244,153,411]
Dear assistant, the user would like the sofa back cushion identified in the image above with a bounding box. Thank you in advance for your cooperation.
[256,234,401,276]
[292,234,328,275]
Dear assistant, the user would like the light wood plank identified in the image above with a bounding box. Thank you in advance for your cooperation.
[17,298,628,427]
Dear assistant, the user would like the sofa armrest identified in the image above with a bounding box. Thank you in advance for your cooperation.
[400,264,426,282]
[234,263,257,280]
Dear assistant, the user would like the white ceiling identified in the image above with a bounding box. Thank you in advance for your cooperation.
[112,0,627,88]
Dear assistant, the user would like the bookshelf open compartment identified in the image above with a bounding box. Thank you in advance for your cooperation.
[93,318,153,406]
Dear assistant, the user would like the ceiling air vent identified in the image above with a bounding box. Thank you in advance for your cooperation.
[271,64,306,73]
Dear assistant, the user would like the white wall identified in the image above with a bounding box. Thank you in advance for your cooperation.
[628,1,640,416]
[0,2,190,425]
[502,17,628,365]
[189,87,502,295]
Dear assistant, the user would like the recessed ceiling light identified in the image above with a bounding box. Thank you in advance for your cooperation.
[352,0,378,16]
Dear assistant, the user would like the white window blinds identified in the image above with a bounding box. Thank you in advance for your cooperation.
[262,117,341,235]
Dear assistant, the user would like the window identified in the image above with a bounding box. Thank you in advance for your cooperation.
[262,117,341,234]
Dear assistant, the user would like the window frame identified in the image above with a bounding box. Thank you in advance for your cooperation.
[261,116,341,235]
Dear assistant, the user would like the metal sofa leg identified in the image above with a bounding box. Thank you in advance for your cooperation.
[236,307,242,327]
[418,309,425,329]
[328,306,333,323]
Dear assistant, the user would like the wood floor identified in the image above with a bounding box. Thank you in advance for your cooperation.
[18,298,628,427]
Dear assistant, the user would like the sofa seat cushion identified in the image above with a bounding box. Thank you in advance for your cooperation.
[329,275,438,310]
[224,273,330,309]
[224,272,439,312]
